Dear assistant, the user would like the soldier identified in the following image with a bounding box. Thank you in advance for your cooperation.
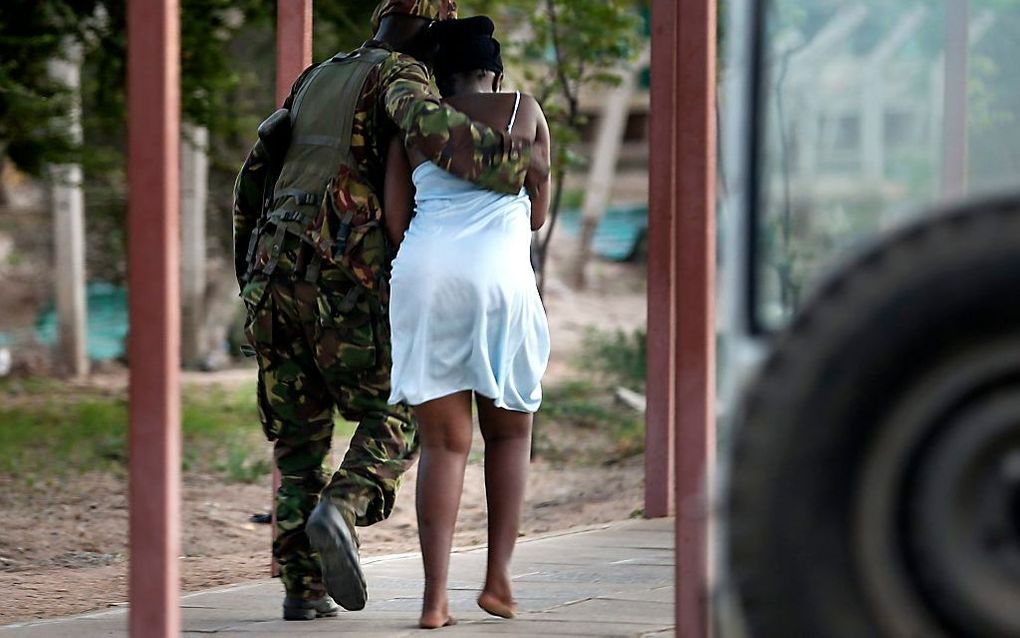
[232,0,546,622]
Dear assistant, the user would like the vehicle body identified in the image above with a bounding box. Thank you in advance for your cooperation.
[718,1,1020,635]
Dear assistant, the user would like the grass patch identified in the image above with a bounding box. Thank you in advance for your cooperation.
[542,380,622,426]
[541,380,644,459]
[578,327,646,391]
[538,328,647,460]
[0,381,269,482]
[214,441,273,484]
[0,378,360,483]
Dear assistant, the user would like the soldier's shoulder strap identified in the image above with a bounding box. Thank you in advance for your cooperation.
[328,45,392,64]
[288,47,392,123]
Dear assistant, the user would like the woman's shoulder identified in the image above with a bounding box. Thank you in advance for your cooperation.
[444,91,520,108]
[515,91,539,106]
[484,91,540,110]
[515,93,544,117]
[512,94,547,134]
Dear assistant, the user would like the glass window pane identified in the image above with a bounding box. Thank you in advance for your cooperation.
[756,0,1020,329]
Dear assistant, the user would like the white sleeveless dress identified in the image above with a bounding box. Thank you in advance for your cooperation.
[388,93,550,413]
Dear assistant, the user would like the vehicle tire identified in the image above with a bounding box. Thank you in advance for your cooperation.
[725,194,1020,638]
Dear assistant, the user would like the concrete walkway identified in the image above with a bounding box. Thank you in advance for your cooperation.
[3,517,675,637]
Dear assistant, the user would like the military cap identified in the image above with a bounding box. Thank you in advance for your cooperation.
[371,0,458,29]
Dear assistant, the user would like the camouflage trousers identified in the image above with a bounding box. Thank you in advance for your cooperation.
[242,273,417,601]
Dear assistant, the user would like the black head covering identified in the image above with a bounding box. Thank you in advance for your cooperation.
[430,15,503,77]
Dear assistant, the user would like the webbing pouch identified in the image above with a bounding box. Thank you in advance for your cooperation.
[240,279,272,358]
[246,46,390,283]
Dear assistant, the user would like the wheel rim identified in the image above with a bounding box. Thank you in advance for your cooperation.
[856,339,1020,637]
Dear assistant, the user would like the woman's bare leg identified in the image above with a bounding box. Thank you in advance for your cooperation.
[414,391,474,629]
[475,396,532,617]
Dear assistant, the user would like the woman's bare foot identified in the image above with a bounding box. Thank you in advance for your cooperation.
[420,590,454,630]
[419,609,457,629]
[477,590,517,619]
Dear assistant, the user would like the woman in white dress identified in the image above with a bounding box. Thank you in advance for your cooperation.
[383,16,552,629]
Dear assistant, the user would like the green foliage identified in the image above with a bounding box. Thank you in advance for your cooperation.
[0,1,403,276]
[214,439,273,484]
[313,3,377,60]
[542,379,619,425]
[1,1,644,282]
[579,326,647,391]
[558,188,585,211]
[540,379,644,458]
[180,1,268,129]
[968,9,1020,190]
[468,0,645,289]
[761,0,1020,323]
[524,0,643,286]
[0,1,100,175]
[0,375,364,484]
[0,1,270,177]
[539,326,647,459]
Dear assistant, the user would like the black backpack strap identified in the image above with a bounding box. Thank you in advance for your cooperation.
[304,253,322,283]
[262,223,289,276]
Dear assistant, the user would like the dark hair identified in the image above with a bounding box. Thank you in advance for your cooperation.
[429,16,503,97]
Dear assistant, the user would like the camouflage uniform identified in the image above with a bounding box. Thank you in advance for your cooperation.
[234,43,530,601]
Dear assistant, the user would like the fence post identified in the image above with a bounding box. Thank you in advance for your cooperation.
[48,42,89,378]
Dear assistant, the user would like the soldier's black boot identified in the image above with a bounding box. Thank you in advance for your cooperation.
[305,500,366,611]
[282,595,340,621]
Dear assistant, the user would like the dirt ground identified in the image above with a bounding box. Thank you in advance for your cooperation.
[0,449,643,623]
[0,247,648,624]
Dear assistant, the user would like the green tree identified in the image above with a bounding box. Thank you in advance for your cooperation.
[0,1,106,186]
[469,0,644,291]
[74,0,272,279]
[0,0,264,175]
[313,2,377,60]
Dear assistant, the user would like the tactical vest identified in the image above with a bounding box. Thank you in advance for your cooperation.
[245,46,390,284]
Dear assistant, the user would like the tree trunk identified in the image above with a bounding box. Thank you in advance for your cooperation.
[573,216,598,288]
[200,258,243,370]
[180,123,209,369]
[48,42,89,378]
[536,168,568,295]
[571,49,648,289]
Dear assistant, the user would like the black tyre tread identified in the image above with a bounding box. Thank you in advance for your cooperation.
[725,194,1020,638]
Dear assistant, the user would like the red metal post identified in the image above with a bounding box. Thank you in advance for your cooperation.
[645,0,678,519]
[277,0,314,105]
[127,0,181,634]
[672,0,717,635]
[271,0,313,577]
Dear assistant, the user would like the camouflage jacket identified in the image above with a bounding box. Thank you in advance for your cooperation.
[233,41,531,291]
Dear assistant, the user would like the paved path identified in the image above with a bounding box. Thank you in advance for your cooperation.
[3,517,675,637]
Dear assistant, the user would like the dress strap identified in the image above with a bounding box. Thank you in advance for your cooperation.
[507,91,522,133]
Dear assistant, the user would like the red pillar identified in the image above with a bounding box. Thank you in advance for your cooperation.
[127,0,181,634]
[271,0,313,576]
[672,0,717,635]
[277,0,313,104]
[645,0,678,519]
